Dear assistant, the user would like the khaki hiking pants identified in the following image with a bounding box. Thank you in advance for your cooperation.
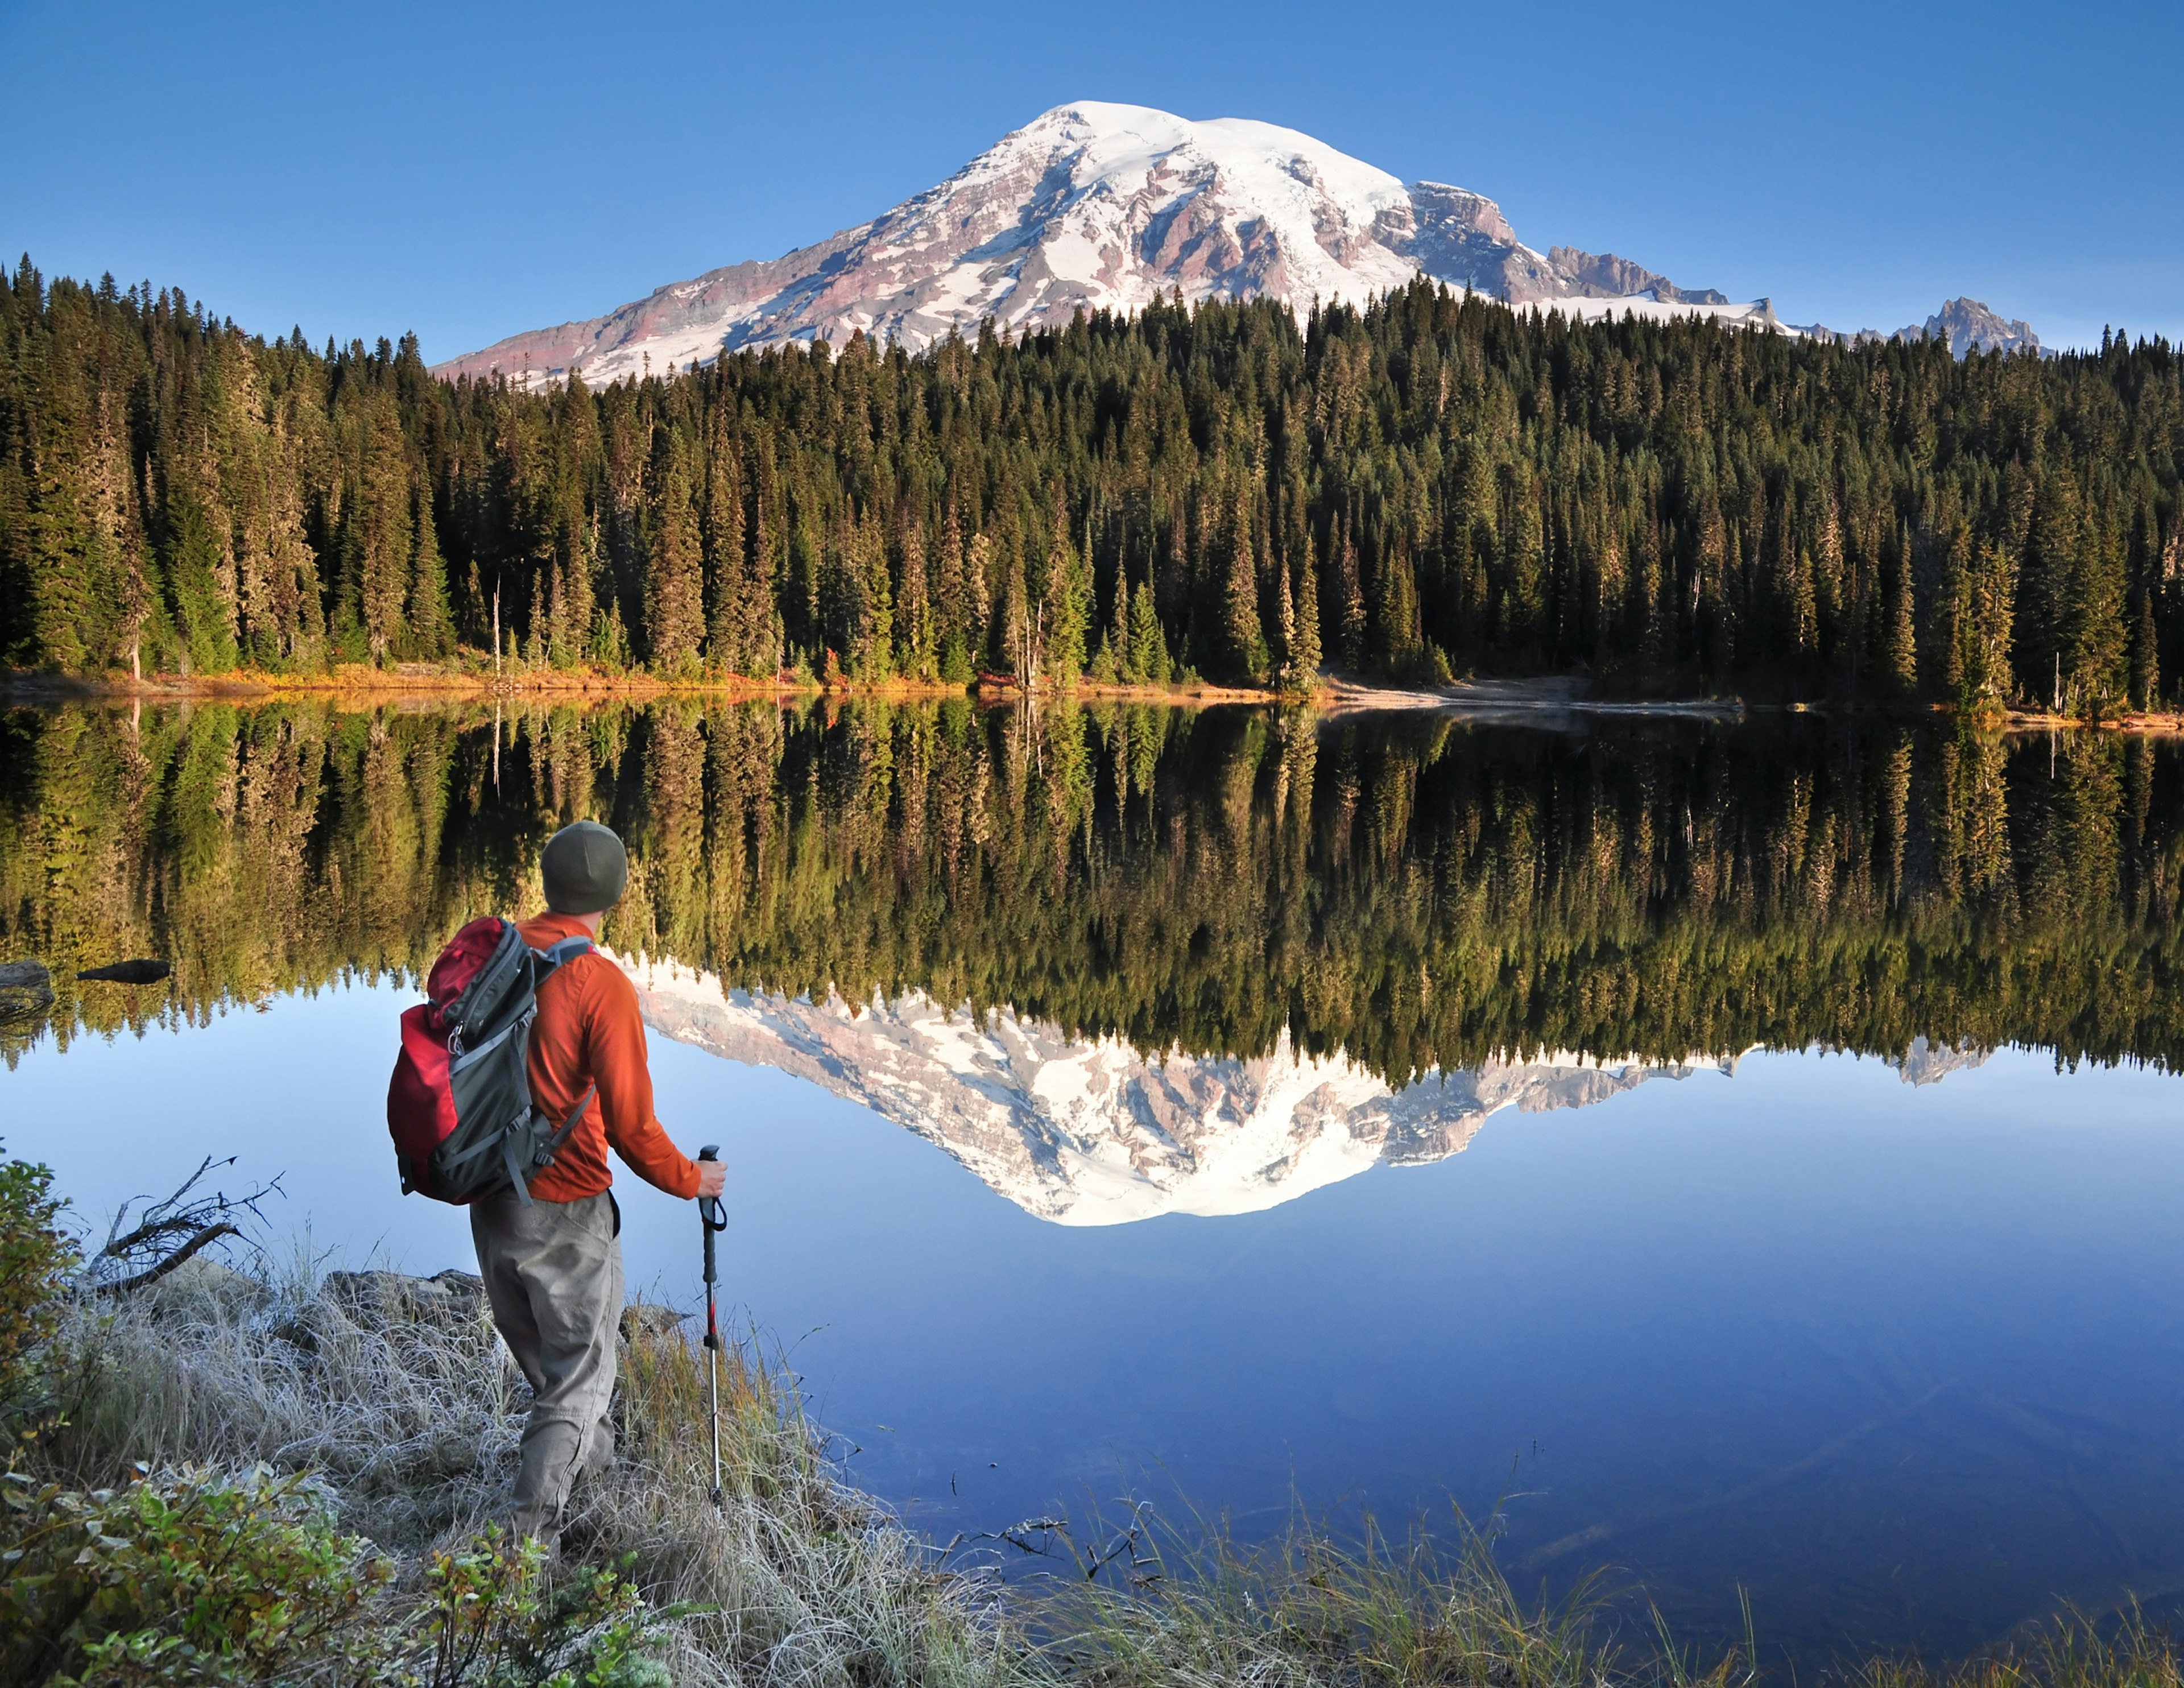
[470,1189,623,1544]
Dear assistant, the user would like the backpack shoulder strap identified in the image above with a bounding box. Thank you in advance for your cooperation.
[495,937,601,1205]
[538,934,594,970]
[545,1086,597,1159]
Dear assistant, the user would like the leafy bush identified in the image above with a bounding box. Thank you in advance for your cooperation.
[0,1466,665,1688]
[407,1527,665,1688]
[0,1463,387,1686]
[0,1140,78,1421]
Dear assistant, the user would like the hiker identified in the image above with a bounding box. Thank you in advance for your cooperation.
[469,819,729,1548]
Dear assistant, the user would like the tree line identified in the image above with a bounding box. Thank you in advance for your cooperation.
[7,699,2182,1078]
[2,255,2181,706]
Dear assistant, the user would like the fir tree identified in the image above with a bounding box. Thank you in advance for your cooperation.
[1043,511,1090,686]
[406,473,453,659]
[1880,524,1918,698]
[1128,579,1170,686]
[895,505,930,680]
[1222,489,1266,680]
[936,502,971,681]
[166,487,237,675]
[1292,543,1322,682]
[1337,515,1365,669]
[701,423,744,672]
[645,464,704,675]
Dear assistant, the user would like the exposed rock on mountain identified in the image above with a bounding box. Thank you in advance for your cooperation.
[1544,246,1730,307]
[621,957,1722,1226]
[437,102,1771,387]
[1896,297,2042,357]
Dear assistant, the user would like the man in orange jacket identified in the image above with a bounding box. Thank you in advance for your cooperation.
[470,819,729,1548]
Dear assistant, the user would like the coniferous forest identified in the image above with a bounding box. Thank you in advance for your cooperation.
[2,255,2181,707]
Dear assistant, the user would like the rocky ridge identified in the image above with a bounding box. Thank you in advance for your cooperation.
[1901,297,2043,357]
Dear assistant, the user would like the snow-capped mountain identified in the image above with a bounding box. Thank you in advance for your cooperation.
[437,102,1795,387]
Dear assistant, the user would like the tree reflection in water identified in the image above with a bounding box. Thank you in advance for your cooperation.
[3,699,2179,1079]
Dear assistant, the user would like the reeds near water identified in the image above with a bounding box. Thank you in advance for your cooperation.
[23,1260,2184,1688]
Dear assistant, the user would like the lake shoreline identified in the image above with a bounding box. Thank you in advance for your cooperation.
[10,1242,2175,1688]
[10,664,2184,730]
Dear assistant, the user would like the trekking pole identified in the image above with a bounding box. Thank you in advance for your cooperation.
[697,1145,727,1509]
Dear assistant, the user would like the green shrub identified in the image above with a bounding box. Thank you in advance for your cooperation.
[0,1466,666,1688]
[0,1141,78,1421]
[407,1527,665,1688]
[0,1463,387,1686]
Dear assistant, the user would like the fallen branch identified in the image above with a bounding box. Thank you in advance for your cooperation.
[94,1222,241,1295]
[83,1154,282,1293]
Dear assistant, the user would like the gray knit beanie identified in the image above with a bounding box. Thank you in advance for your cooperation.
[540,821,628,915]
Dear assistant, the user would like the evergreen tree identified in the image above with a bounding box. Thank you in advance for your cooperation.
[1292,547,1322,682]
[701,423,744,672]
[1043,510,1090,686]
[406,473,453,659]
[1880,524,1918,698]
[645,463,704,674]
[936,502,971,682]
[1336,516,1365,669]
[166,487,237,676]
[1098,560,1129,683]
[895,506,930,680]
[1222,489,1266,679]
[2064,486,2127,710]
[1128,578,1170,685]
[997,534,1030,680]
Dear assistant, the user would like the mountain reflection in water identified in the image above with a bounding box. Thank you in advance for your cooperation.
[628,965,1987,1223]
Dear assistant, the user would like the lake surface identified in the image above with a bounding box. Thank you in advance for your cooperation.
[6,698,2184,1672]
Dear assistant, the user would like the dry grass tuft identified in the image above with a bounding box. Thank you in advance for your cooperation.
[32,1260,1036,1688]
[36,1260,523,1547]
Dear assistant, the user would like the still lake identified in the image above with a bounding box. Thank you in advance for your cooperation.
[6,698,2184,1670]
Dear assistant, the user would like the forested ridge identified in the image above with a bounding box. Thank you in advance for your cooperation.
[2,255,2181,706]
[6,700,2182,1078]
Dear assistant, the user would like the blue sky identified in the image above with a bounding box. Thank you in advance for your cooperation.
[5,0,2178,357]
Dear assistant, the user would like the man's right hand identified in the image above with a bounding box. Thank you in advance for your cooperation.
[695,1159,727,1200]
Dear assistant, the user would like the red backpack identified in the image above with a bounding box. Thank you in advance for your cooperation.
[387,917,597,1203]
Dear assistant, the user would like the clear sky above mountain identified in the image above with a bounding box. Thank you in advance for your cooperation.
[5,0,2176,358]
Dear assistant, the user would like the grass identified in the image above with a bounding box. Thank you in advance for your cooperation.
[16,1256,2184,1688]
[27,1259,1032,1688]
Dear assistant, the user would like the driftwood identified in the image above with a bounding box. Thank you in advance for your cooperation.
[88,1154,281,1296]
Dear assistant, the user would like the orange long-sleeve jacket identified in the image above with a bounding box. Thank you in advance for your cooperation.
[517,911,701,1202]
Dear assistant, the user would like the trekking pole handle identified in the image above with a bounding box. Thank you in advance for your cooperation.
[697,1145,723,1286]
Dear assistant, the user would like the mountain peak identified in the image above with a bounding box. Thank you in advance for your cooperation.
[621,959,1722,1225]
[434,104,1749,384]
[1905,296,2042,357]
[432,105,2021,385]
